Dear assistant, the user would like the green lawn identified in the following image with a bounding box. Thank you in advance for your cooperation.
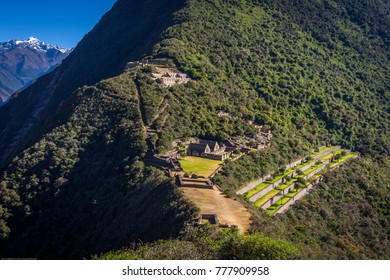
[246,158,315,198]
[302,163,323,175]
[278,179,298,191]
[312,146,338,157]
[179,156,223,178]
[245,181,271,198]
[254,189,281,207]
[330,152,359,168]
[256,150,359,215]
[266,197,292,215]
[319,149,345,161]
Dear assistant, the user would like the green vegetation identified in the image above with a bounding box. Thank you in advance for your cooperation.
[245,147,343,200]
[246,148,358,216]
[302,163,323,176]
[0,74,195,258]
[278,179,298,191]
[101,157,389,260]
[257,158,390,259]
[245,182,270,198]
[0,0,388,260]
[94,227,301,260]
[266,197,292,215]
[330,152,359,168]
[265,151,359,215]
[255,190,281,207]
[179,156,223,177]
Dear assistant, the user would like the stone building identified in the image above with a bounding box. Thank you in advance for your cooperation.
[187,140,231,161]
[187,143,211,157]
[151,72,190,88]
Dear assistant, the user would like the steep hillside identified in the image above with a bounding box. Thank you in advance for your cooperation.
[96,158,389,260]
[0,0,185,164]
[0,37,70,105]
[0,73,194,259]
[0,0,388,259]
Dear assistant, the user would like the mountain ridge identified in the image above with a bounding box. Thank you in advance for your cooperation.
[0,0,388,259]
[0,37,70,106]
[0,0,185,165]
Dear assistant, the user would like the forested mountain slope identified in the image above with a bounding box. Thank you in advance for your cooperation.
[0,0,184,164]
[0,0,388,259]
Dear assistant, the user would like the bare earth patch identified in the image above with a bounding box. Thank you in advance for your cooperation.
[181,187,252,234]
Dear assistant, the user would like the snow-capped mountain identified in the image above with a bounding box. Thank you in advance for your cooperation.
[0,37,71,106]
[0,37,70,54]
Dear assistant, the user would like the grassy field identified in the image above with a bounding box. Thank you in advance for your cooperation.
[278,179,298,190]
[245,181,271,198]
[312,146,338,157]
[253,150,358,215]
[179,156,223,177]
[320,149,345,161]
[330,152,359,168]
[245,165,299,198]
[254,189,281,207]
[302,163,323,175]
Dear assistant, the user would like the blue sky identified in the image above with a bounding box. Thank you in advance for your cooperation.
[0,0,117,48]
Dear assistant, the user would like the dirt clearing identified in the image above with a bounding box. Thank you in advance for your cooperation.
[181,187,252,234]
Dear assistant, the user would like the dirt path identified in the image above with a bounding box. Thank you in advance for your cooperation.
[181,187,252,234]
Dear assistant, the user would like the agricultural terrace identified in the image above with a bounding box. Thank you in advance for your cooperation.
[265,151,359,215]
[237,146,359,215]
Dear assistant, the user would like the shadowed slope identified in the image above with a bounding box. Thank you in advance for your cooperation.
[0,0,185,165]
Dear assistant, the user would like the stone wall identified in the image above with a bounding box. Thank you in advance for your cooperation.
[237,146,342,198]
[260,193,283,210]
[273,154,358,215]
[237,174,272,195]
[285,158,303,170]
[273,183,316,215]
[210,165,224,178]
[270,178,284,189]
[237,156,306,195]
[281,182,296,195]
[303,158,331,180]
[178,176,214,189]
[313,146,341,160]
[299,160,316,173]
[249,184,275,202]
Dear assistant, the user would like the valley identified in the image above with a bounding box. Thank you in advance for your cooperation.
[0,0,388,260]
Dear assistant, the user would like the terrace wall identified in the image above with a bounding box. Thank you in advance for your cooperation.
[237,174,272,195]
[273,155,358,215]
[273,183,316,215]
[261,193,283,210]
[249,184,275,202]
[285,158,303,170]
[299,161,316,173]
[237,147,340,196]
[177,176,214,189]
[303,158,331,180]
[313,146,341,160]
[281,182,296,195]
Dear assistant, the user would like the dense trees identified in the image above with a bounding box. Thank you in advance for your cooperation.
[0,74,195,259]
[251,158,390,259]
[94,228,301,260]
[0,0,388,259]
